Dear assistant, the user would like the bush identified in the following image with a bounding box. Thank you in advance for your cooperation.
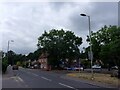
[2,58,8,73]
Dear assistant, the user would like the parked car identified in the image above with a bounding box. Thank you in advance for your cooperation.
[111,66,118,70]
[73,67,84,71]
[34,64,39,69]
[92,65,101,69]
[66,67,73,70]
[111,66,118,77]
[12,65,19,70]
[30,66,34,69]
[65,67,84,71]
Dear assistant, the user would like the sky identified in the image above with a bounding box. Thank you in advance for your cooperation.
[0,1,118,55]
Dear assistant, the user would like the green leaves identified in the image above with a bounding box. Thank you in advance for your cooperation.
[86,25,120,67]
[2,57,8,73]
[37,29,82,67]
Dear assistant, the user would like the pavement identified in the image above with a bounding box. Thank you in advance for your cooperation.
[2,66,119,90]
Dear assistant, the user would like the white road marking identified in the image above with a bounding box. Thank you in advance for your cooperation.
[26,71,31,74]
[59,83,75,89]
[41,76,52,81]
[12,76,19,82]
[17,77,24,82]
[32,73,39,77]
[26,71,39,77]
[15,78,19,82]
[18,77,29,88]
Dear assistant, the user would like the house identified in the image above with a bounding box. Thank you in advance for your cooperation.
[38,52,51,71]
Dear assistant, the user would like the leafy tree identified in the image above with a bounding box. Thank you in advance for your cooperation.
[32,48,44,60]
[2,58,8,73]
[5,50,27,66]
[86,25,120,73]
[37,29,82,68]
[1,51,8,73]
[26,53,34,61]
[16,61,21,66]
[7,50,16,65]
[85,25,120,78]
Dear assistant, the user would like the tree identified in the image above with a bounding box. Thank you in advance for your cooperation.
[1,51,8,73]
[26,52,34,61]
[87,25,120,64]
[37,29,82,68]
[86,25,120,69]
[7,50,16,65]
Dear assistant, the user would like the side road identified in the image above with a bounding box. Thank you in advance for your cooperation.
[2,66,25,88]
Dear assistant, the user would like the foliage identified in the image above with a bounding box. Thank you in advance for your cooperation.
[26,48,43,61]
[37,29,82,67]
[86,25,120,68]
[80,59,90,68]
[2,57,8,73]
[4,51,27,66]
[16,61,21,66]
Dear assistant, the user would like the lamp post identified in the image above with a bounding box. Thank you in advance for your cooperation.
[80,14,94,79]
[7,40,14,65]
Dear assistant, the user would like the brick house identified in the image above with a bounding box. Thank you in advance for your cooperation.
[38,52,51,71]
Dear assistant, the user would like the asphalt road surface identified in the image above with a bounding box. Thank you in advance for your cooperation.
[2,66,118,90]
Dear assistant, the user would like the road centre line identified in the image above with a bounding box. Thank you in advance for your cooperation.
[26,71,39,77]
[59,83,75,89]
[41,76,52,81]
[32,73,39,77]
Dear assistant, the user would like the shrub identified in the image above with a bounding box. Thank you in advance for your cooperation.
[2,58,8,73]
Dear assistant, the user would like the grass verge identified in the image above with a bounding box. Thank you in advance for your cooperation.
[67,72,120,87]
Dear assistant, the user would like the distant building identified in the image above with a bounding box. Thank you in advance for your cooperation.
[38,52,51,71]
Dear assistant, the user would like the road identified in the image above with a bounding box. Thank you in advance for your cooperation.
[2,66,118,90]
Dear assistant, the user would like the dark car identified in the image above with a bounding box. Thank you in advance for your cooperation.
[111,66,118,77]
[12,65,19,70]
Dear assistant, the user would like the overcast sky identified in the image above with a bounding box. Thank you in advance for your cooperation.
[0,1,118,55]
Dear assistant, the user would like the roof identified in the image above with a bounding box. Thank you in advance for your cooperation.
[39,52,49,59]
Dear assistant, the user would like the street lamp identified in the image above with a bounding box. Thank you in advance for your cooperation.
[80,13,94,79]
[7,40,14,65]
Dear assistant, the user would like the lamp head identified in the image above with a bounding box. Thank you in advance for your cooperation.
[11,40,14,42]
[80,14,87,16]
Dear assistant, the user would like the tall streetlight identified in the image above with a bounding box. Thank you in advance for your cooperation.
[80,14,94,79]
[7,40,14,65]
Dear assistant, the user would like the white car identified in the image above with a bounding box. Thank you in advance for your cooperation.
[74,67,84,70]
[92,65,101,69]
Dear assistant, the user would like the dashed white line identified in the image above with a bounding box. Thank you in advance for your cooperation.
[32,73,39,77]
[26,71,31,74]
[26,72,39,77]
[59,83,75,89]
[41,76,52,82]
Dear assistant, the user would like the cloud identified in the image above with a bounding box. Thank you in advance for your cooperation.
[0,2,118,54]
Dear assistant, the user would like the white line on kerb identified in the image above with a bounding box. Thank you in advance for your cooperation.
[59,83,75,89]
[41,76,52,81]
